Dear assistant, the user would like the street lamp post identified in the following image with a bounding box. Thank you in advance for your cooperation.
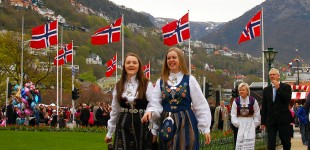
[263,46,278,85]
[296,59,300,85]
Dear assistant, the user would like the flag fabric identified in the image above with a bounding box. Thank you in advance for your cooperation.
[30,20,58,49]
[91,17,122,45]
[162,13,190,46]
[143,63,150,78]
[238,10,262,44]
[288,62,293,68]
[105,55,117,77]
[54,42,73,66]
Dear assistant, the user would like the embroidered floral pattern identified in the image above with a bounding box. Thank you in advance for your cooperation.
[161,82,188,109]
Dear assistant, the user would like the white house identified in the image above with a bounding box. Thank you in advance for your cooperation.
[86,53,102,65]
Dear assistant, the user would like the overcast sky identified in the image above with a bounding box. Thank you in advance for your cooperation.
[109,0,265,22]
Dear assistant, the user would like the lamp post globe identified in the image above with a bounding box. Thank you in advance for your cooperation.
[263,46,278,85]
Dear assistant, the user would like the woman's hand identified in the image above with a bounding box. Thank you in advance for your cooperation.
[105,137,112,143]
[141,111,152,123]
[204,133,211,145]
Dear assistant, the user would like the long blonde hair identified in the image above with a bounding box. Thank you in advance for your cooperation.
[161,47,189,83]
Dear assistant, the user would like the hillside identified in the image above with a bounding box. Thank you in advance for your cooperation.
[200,0,310,64]
[0,0,262,82]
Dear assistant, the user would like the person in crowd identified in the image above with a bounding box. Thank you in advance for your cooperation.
[293,103,300,127]
[289,105,295,138]
[58,112,66,128]
[209,102,216,130]
[104,53,156,150]
[93,102,99,126]
[88,107,95,127]
[80,103,90,127]
[95,102,104,127]
[261,68,292,150]
[297,104,309,145]
[213,100,229,131]
[231,82,261,149]
[6,99,17,125]
[50,110,58,127]
[303,94,310,149]
[102,102,110,127]
[141,47,211,149]
[75,106,82,127]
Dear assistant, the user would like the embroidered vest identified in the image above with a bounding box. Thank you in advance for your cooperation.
[236,96,255,117]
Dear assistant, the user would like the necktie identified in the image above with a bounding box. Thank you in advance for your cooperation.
[272,86,276,102]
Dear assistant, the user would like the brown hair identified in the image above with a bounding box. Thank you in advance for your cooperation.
[116,53,149,102]
[161,47,189,83]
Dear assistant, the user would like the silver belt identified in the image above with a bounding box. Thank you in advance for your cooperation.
[120,108,145,113]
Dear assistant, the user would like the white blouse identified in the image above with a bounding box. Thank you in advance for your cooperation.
[106,75,154,138]
[231,96,261,128]
[147,72,212,134]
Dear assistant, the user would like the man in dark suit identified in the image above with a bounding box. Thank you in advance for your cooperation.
[261,68,292,150]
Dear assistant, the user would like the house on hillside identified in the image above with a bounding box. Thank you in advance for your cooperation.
[10,0,31,8]
[86,53,102,65]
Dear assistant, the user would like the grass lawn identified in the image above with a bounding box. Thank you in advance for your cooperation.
[0,130,108,150]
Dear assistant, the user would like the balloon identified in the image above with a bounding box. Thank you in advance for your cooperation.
[24,109,32,116]
[21,98,27,104]
[12,99,18,105]
[17,103,22,109]
[21,88,26,96]
[14,84,19,91]
[31,102,36,110]
[34,95,39,103]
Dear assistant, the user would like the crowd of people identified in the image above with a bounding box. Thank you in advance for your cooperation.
[2,47,309,150]
[1,101,112,128]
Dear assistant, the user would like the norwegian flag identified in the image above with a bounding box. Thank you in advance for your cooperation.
[91,17,122,45]
[30,20,58,49]
[162,13,190,46]
[54,42,73,66]
[143,62,150,79]
[238,10,262,44]
[105,55,117,77]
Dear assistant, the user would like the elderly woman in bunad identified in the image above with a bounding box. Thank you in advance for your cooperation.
[104,53,159,150]
[231,82,261,150]
[142,47,211,150]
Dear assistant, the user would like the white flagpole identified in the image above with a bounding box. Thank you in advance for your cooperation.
[188,11,191,74]
[21,16,24,87]
[115,53,118,83]
[149,61,151,80]
[60,25,63,106]
[71,40,75,126]
[261,8,265,87]
[121,14,124,68]
[56,21,59,117]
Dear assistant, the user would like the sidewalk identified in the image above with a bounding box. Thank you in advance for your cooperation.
[276,126,307,150]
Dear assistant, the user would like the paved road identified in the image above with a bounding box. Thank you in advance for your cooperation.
[277,126,308,150]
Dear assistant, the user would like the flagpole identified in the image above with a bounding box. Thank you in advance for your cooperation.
[188,10,191,74]
[261,7,265,87]
[121,14,124,67]
[149,61,151,80]
[71,40,75,126]
[60,25,63,106]
[56,21,59,117]
[21,16,24,87]
[116,53,118,83]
